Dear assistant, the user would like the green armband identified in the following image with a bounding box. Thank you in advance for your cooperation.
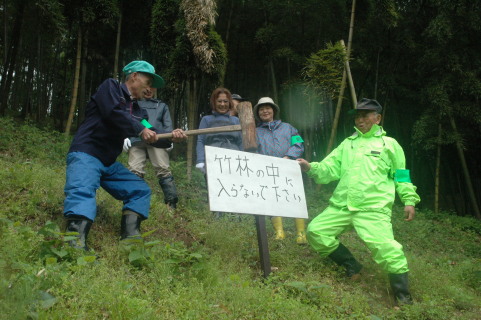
[395,169,411,183]
[141,119,153,129]
[291,135,304,145]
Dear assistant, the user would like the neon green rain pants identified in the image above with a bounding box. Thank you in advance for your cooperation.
[307,206,409,274]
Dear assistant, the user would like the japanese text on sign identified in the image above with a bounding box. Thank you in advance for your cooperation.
[205,146,308,218]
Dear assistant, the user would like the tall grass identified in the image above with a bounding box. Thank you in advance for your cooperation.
[0,117,480,319]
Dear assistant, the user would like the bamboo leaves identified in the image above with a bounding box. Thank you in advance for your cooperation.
[303,42,346,100]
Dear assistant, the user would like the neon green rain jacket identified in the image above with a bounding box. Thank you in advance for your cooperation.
[308,124,420,214]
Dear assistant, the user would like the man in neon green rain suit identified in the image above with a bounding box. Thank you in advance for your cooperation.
[297,98,420,305]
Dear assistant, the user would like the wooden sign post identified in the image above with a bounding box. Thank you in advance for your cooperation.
[155,101,301,278]
[237,101,270,279]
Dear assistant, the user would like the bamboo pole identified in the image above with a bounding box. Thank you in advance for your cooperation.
[113,10,122,79]
[434,122,441,214]
[64,28,82,136]
[326,0,357,154]
[186,78,197,181]
[449,115,481,219]
[325,40,357,154]
[346,0,356,61]
[342,39,357,108]
[326,67,347,154]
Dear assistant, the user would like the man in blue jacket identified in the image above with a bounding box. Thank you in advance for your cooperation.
[63,60,186,250]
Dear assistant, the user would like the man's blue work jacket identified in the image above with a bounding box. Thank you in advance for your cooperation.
[68,79,170,166]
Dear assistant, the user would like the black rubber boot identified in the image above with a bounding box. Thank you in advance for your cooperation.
[120,210,143,240]
[328,243,363,278]
[389,272,413,305]
[159,175,178,209]
[65,217,92,251]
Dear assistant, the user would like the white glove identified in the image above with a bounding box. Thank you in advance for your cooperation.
[123,138,131,152]
[166,143,174,152]
[195,162,206,173]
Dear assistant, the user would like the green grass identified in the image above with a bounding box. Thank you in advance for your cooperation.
[0,117,480,319]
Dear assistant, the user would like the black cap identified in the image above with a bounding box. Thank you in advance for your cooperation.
[349,98,382,114]
[232,93,247,101]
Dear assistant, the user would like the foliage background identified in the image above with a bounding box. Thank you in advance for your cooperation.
[1,0,480,217]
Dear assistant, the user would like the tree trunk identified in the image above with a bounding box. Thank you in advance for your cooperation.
[22,54,34,118]
[434,121,441,214]
[44,45,57,121]
[186,77,198,181]
[113,10,122,79]
[268,56,278,103]
[10,57,24,115]
[36,34,43,121]
[449,114,481,219]
[225,0,234,44]
[56,42,69,131]
[304,95,313,162]
[326,71,346,154]
[3,0,6,64]
[64,28,82,136]
[346,0,356,60]
[341,39,357,108]
[325,0,356,154]
[374,48,381,100]
[0,1,25,115]
[77,30,88,126]
[380,96,388,127]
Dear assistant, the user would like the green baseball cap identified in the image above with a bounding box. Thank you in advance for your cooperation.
[122,60,165,88]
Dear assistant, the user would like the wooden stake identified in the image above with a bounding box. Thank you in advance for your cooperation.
[236,101,257,152]
[237,101,272,279]
[155,103,273,277]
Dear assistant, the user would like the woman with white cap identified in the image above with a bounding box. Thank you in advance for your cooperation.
[254,97,307,244]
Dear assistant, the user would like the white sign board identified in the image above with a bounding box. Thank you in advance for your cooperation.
[205,146,308,218]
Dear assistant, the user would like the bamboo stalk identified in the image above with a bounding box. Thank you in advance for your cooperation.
[434,122,441,214]
[341,39,357,108]
[326,0,357,154]
[64,28,82,136]
[449,115,481,219]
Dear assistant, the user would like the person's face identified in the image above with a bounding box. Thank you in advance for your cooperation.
[354,110,381,133]
[214,93,230,114]
[131,72,153,99]
[258,105,274,122]
[144,87,157,100]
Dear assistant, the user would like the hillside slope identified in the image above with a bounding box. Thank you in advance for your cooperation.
[0,117,480,319]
